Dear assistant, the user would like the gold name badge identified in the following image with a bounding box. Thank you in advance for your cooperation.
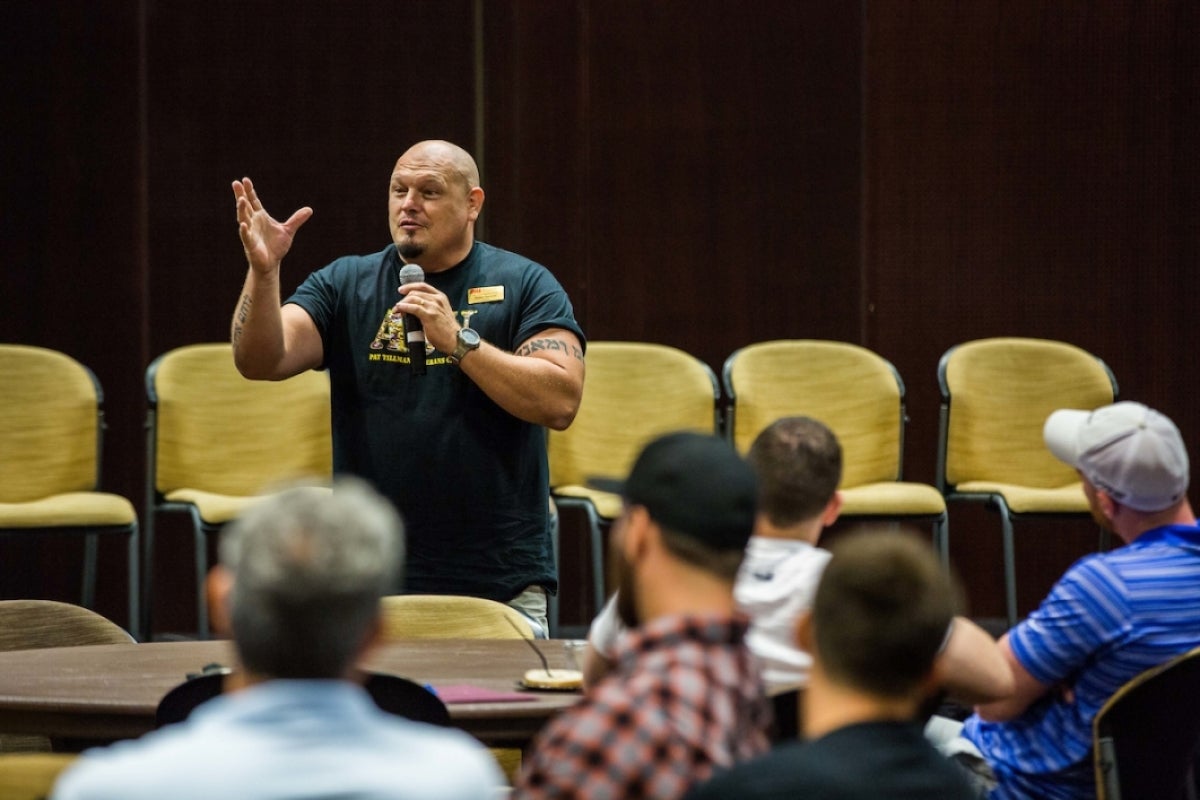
[467,286,505,304]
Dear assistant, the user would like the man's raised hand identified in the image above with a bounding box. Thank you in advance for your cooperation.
[233,177,313,274]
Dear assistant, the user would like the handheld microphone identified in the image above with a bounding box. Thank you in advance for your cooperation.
[398,264,426,376]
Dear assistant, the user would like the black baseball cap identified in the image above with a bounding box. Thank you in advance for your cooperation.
[589,431,758,551]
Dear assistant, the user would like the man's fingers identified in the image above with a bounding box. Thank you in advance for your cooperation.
[284,207,314,233]
[242,177,264,211]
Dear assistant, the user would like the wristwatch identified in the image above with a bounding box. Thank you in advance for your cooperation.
[449,327,481,365]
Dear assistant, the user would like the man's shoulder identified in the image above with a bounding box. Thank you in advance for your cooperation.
[50,722,226,799]
[321,246,394,273]
[292,247,391,294]
[685,742,810,799]
[52,690,499,800]
[471,242,558,284]
[690,724,974,800]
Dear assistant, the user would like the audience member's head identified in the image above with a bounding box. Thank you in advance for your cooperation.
[1044,400,1190,513]
[804,530,959,700]
[593,431,758,627]
[1044,401,1191,536]
[747,416,842,530]
[213,478,403,680]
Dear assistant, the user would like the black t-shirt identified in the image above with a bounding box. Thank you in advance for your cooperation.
[288,241,585,601]
[685,721,978,800]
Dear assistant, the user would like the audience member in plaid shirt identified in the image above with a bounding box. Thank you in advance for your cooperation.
[513,432,770,799]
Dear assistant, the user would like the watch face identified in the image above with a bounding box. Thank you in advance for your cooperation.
[460,328,481,346]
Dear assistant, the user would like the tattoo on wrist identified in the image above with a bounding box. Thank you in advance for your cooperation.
[516,338,584,361]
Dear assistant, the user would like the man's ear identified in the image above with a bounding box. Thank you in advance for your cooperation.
[821,491,844,528]
[206,565,234,639]
[621,506,653,562]
[467,186,485,220]
[1095,490,1118,521]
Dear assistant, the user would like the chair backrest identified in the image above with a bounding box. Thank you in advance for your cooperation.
[378,595,534,640]
[156,671,451,729]
[0,345,101,503]
[363,672,452,727]
[147,343,332,497]
[1094,645,1200,800]
[723,339,905,488]
[547,341,719,488]
[0,600,133,652]
[939,337,1117,489]
[0,753,79,800]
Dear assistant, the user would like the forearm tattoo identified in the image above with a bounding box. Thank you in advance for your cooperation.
[516,337,584,361]
[232,293,252,345]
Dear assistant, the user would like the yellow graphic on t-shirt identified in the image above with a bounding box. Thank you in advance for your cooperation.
[368,308,477,363]
[369,308,408,352]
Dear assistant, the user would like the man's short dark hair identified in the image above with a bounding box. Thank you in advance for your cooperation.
[747,416,842,527]
[813,529,958,698]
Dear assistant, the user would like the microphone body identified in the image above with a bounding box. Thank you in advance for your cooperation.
[398,264,426,376]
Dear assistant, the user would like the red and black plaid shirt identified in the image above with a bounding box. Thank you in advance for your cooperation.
[514,612,771,799]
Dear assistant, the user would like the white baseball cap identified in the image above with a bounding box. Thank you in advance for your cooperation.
[1043,401,1189,512]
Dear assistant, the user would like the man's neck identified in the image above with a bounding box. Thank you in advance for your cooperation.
[404,237,475,275]
[1116,499,1198,544]
[635,563,737,623]
[753,515,822,545]
[803,668,920,740]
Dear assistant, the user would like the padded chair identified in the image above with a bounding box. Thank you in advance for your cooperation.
[723,340,948,556]
[0,752,79,800]
[937,337,1118,627]
[1093,645,1200,800]
[144,343,332,638]
[547,341,720,617]
[0,345,140,640]
[156,670,451,729]
[377,593,533,783]
[378,594,535,640]
[0,600,134,753]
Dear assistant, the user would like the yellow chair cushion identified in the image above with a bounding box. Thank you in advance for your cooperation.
[839,483,947,516]
[166,486,332,526]
[550,486,624,521]
[0,493,135,528]
[954,481,1089,514]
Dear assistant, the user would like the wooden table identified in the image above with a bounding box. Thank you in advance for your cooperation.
[0,638,582,748]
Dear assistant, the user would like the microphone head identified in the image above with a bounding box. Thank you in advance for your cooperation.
[398,264,425,285]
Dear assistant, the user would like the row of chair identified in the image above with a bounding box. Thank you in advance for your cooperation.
[550,337,1117,628]
[0,336,1115,642]
[0,343,331,643]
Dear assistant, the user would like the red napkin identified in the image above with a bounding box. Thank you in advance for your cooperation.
[432,684,533,703]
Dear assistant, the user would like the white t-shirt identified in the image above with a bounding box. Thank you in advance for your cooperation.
[588,537,831,686]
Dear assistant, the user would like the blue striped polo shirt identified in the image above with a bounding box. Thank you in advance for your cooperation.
[964,524,1200,799]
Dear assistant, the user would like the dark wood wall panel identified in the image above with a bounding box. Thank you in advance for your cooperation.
[3,0,1197,631]
[481,3,589,323]
[866,0,1200,616]
[575,1,863,369]
[144,0,477,355]
[0,2,146,623]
